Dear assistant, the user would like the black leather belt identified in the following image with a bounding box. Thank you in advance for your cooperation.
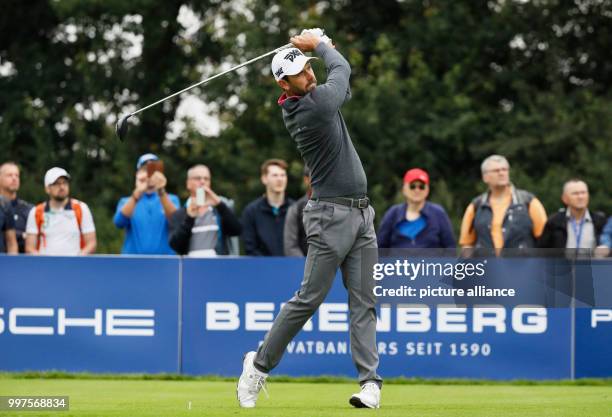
[318,197,370,208]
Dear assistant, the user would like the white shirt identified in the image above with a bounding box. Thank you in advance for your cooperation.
[26,200,95,255]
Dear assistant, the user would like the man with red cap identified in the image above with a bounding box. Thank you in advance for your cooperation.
[378,168,455,248]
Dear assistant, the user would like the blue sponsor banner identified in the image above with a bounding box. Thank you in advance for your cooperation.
[575,308,612,378]
[575,259,612,377]
[0,255,179,373]
[375,308,570,379]
[181,257,340,376]
[2,255,608,378]
[181,257,571,379]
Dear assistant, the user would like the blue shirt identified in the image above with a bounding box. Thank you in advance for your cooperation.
[397,216,427,240]
[113,192,180,254]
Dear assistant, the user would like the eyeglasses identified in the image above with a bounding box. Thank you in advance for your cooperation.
[485,167,509,174]
[409,183,427,190]
[188,176,210,182]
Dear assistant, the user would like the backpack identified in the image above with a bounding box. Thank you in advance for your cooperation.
[34,199,84,250]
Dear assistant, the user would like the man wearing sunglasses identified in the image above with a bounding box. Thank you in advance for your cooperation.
[377,168,455,248]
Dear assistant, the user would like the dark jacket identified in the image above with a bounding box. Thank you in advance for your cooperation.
[241,196,294,256]
[537,208,606,308]
[472,188,535,249]
[169,201,242,255]
[9,198,33,253]
[377,202,456,249]
[537,208,607,248]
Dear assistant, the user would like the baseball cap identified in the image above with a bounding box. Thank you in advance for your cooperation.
[44,167,71,187]
[136,153,159,170]
[271,48,317,81]
[403,168,429,185]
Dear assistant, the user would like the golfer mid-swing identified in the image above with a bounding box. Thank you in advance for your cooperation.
[237,29,382,409]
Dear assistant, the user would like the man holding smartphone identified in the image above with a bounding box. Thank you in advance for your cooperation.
[169,164,241,256]
[113,153,179,254]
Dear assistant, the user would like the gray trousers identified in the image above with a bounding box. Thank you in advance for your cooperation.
[255,199,382,386]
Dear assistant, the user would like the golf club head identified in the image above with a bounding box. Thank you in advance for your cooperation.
[115,114,132,141]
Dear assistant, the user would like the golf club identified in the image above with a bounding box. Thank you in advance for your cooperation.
[115,43,293,141]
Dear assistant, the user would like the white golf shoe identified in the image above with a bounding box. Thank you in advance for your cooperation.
[349,382,381,409]
[236,351,268,408]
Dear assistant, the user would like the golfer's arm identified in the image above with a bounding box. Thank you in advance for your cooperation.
[311,43,351,113]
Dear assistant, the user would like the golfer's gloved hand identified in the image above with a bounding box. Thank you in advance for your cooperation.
[301,28,332,45]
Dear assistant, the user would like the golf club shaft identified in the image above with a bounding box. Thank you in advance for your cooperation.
[129,43,293,117]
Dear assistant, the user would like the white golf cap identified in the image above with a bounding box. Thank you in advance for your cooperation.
[44,167,71,187]
[271,48,317,81]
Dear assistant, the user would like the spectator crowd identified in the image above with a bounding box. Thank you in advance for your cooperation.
[1,154,611,257]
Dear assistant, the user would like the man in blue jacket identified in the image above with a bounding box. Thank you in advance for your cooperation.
[237,30,382,409]
[378,168,455,249]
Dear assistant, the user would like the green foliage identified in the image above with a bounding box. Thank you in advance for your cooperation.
[1,1,610,253]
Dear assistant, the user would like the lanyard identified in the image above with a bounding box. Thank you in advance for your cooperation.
[570,216,586,248]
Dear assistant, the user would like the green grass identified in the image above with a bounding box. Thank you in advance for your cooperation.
[0,375,611,417]
[4,371,612,385]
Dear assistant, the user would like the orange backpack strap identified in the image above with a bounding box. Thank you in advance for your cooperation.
[71,199,85,249]
[34,203,46,250]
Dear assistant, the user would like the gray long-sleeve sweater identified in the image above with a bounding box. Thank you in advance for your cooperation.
[279,43,367,199]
